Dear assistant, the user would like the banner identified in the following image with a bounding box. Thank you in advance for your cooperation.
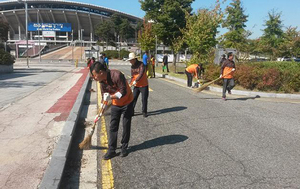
[28,23,72,32]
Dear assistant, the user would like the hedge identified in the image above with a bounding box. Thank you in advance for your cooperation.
[0,48,15,65]
[102,49,130,59]
[203,61,300,93]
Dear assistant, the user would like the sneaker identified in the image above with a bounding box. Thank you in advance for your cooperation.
[143,112,148,117]
[120,148,128,157]
[103,151,116,160]
[222,97,226,101]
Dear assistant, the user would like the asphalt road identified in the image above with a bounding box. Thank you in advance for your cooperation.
[102,64,300,189]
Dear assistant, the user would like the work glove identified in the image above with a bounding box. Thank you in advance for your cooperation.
[132,80,137,86]
[103,93,110,101]
[232,68,236,71]
[94,113,103,123]
[197,80,200,83]
[219,74,223,78]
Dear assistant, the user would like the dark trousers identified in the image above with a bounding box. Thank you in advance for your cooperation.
[163,63,169,72]
[108,102,133,152]
[222,78,235,98]
[132,85,149,114]
[152,65,155,77]
[185,70,193,87]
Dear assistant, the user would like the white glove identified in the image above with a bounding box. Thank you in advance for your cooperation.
[197,80,200,83]
[114,91,122,99]
[103,93,110,101]
[132,80,137,86]
[232,68,235,71]
[220,74,223,78]
[94,113,102,123]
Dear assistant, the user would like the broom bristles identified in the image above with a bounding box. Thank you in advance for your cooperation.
[79,122,96,150]
[195,77,222,93]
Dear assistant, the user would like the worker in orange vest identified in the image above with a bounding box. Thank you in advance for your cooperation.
[185,63,204,88]
[220,52,236,100]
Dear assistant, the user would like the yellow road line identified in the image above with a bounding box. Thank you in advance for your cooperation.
[97,82,115,189]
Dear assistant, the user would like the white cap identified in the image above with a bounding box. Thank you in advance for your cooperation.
[127,52,136,61]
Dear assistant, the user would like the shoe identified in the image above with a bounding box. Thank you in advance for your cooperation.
[228,91,232,94]
[222,97,226,101]
[120,148,128,157]
[143,112,148,117]
[103,151,116,160]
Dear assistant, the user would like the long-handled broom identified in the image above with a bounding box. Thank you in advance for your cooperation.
[194,70,233,93]
[79,101,108,149]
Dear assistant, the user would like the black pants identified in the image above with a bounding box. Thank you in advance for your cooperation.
[132,85,149,114]
[152,65,155,78]
[108,102,133,152]
[163,63,169,72]
[185,70,193,87]
[222,78,235,98]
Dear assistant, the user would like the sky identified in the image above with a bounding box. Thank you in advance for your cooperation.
[75,0,300,39]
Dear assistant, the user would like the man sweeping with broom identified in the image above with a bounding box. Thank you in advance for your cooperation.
[90,60,134,160]
[220,52,236,100]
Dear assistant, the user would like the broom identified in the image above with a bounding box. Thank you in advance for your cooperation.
[79,101,107,149]
[194,70,233,93]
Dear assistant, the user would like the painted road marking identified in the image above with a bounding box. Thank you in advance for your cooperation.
[160,78,300,104]
[97,82,115,189]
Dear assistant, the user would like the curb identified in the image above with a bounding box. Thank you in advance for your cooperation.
[39,72,90,189]
[156,73,300,100]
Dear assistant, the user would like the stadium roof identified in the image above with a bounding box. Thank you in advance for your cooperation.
[0,0,143,42]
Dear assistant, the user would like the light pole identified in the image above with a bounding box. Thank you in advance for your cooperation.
[155,35,158,66]
[18,0,29,68]
[118,35,120,59]
[81,29,84,62]
[32,6,41,63]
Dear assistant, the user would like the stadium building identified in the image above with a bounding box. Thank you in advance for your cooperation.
[0,0,142,58]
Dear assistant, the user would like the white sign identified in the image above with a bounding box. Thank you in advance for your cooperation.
[42,31,56,38]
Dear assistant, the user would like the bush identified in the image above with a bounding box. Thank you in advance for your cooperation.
[102,49,130,59]
[203,61,300,93]
[0,48,15,65]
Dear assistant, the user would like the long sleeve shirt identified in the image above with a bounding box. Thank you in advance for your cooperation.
[130,60,148,87]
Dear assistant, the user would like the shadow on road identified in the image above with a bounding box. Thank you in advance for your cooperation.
[129,134,188,153]
[227,95,260,101]
[146,106,187,116]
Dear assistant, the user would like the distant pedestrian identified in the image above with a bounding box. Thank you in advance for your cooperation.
[162,53,169,72]
[91,60,134,160]
[151,55,155,78]
[128,52,149,117]
[220,52,236,100]
[102,53,109,68]
[185,63,204,87]
[219,54,226,66]
[142,51,149,67]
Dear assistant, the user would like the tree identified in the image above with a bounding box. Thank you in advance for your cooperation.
[220,0,249,53]
[260,10,284,60]
[0,21,9,42]
[94,20,115,48]
[182,4,223,64]
[140,0,194,64]
[279,27,300,58]
[119,18,135,42]
[138,20,155,52]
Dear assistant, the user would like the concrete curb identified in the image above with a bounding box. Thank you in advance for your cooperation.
[156,73,300,100]
[39,72,90,189]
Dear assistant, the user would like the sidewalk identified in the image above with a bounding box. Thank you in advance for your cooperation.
[0,62,90,189]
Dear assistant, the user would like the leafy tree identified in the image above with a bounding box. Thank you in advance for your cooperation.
[279,27,300,58]
[119,18,135,42]
[260,10,284,60]
[140,0,194,64]
[138,20,155,51]
[182,4,223,64]
[95,20,115,48]
[220,0,249,53]
[0,20,9,42]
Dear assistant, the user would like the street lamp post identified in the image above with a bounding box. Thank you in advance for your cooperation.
[81,29,84,62]
[37,9,41,63]
[155,35,158,66]
[118,35,120,59]
[18,0,29,67]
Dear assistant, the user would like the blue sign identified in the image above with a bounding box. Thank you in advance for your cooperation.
[28,23,72,32]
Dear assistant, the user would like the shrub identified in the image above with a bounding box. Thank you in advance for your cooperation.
[234,64,260,90]
[256,68,281,91]
[102,49,130,59]
[0,48,15,65]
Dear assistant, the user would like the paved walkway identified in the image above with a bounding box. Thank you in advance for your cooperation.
[0,61,89,189]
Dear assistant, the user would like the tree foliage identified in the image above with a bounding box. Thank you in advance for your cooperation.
[138,20,155,51]
[182,3,223,63]
[0,20,9,42]
[220,0,249,52]
[260,10,284,60]
[95,20,115,46]
[279,27,300,57]
[140,0,194,47]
